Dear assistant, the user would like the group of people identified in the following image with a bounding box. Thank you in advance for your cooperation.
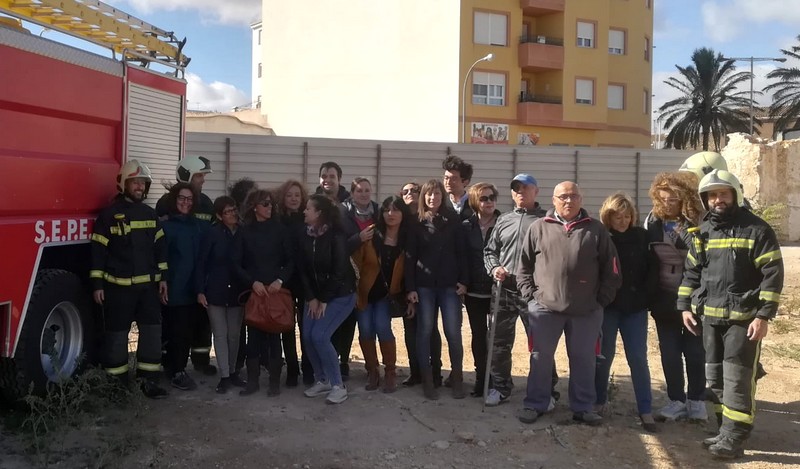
[91,150,783,460]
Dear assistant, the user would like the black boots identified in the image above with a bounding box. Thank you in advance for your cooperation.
[267,359,283,397]
[239,358,261,396]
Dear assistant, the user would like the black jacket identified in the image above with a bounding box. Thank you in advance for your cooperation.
[463,211,501,296]
[232,218,294,290]
[677,208,784,324]
[196,223,245,307]
[315,185,350,204]
[299,227,356,302]
[340,199,380,254]
[645,215,694,319]
[90,195,167,290]
[281,212,306,299]
[607,227,654,313]
[405,209,468,291]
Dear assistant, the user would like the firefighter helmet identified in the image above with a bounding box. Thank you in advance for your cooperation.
[176,156,212,183]
[116,159,153,194]
[679,151,728,181]
[698,169,744,210]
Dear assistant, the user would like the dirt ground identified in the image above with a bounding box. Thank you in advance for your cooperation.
[2,249,800,469]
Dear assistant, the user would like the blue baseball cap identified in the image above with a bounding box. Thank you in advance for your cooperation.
[511,173,538,190]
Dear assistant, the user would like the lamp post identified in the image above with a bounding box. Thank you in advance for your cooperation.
[723,56,787,135]
[461,53,493,143]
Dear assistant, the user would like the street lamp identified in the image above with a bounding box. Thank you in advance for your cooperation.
[723,56,787,135]
[461,53,493,143]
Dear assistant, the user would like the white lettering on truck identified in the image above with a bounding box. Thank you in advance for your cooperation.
[34,219,93,244]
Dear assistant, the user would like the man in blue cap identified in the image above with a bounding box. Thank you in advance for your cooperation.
[483,173,549,406]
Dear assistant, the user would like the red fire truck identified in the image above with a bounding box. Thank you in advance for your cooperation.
[0,0,189,400]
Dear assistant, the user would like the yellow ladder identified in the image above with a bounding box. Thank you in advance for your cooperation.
[0,0,189,67]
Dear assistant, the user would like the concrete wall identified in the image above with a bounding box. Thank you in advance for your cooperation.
[723,133,800,241]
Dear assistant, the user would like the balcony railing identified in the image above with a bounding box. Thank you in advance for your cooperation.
[519,35,564,47]
[519,92,562,105]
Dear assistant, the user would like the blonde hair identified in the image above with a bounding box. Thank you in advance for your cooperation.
[599,192,638,229]
[467,182,498,213]
[648,172,703,225]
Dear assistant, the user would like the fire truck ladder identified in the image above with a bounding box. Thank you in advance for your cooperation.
[0,0,189,70]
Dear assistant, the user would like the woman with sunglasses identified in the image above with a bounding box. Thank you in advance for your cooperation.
[161,182,203,392]
[196,196,248,393]
[405,179,468,400]
[233,189,294,397]
[462,183,501,397]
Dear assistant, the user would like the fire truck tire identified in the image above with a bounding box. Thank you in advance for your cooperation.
[0,269,95,402]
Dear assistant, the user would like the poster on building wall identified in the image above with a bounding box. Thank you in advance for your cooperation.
[471,122,509,144]
[517,132,541,146]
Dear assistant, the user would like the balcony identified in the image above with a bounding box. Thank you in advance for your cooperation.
[518,36,564,71]
[517,93,563,126]
[520,0,565,16]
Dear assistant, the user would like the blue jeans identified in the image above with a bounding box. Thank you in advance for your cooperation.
[654,316,706,402]
[357,298,395,342]
[416,287,463,372]
[302,293,356,386]
[594,308,653,415]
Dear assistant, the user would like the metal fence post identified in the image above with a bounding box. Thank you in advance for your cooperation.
[303,141,309,185]
[635,151,641,217]
[574,150,580,184]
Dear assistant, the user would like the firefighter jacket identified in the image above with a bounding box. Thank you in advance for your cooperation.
[90,195,168,290]
[677,208,783,324]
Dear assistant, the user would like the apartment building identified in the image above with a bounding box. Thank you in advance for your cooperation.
[254,0,653,147]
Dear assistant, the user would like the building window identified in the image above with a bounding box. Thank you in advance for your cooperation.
[645,0,651,9]
[576,78,594,105]
[643,88,650,114]
[608,84,625,110]
[474,11,508,46]
[473,72,506,106]
[577,21,594,48]
[608,29,625,55]
[258,29,261,45]
[644,36,651,61]
[258,63,262,78]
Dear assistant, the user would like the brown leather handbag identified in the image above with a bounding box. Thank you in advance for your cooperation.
[241,288,295,333]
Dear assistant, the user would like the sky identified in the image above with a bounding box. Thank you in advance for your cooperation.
[12,0,800,123]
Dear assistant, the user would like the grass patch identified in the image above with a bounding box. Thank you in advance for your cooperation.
[771,317,797,335]
[764,344,800,363]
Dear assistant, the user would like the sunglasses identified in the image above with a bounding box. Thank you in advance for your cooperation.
[479,194,497,202]
[257,200,272,207]
[402,188,420,196]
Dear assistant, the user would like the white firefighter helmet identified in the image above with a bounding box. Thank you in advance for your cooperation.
[116,159,152,193]
[698,169,744,210]
[176,155,212,183]
[679,151,728,181]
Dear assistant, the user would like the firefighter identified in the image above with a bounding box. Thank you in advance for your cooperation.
[156,156,217,376]
[678,169,784,459]
[91,159,169,399]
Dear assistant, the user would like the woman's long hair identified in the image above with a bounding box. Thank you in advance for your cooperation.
[417,179,454,222]
[374,196,410,247]
[649,172,704,224]
[242,189,273,225]
[308,194,341,230]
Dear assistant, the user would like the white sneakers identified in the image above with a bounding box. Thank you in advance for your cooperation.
[304,381,332,397]
[304,381,348,404]
[686,399,708,421]
[658,400,688,420]
[326,385,348,404]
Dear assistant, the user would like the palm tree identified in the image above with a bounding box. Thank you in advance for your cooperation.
[658,47,753,151]
[765,35,800,134]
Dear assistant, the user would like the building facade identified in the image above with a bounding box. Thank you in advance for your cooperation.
[254,0,653,147]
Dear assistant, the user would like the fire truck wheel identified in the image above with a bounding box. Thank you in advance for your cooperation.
[0,269,94,401]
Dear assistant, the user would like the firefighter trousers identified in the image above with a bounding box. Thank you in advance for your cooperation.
[102,283,162,381]
[703,318,761,442]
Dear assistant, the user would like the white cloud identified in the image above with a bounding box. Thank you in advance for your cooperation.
[186,72,249,112]
[109,0,260,26]
[702,0,800,43]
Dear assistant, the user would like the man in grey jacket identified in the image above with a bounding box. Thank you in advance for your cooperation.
[483,173,547,406]
[516,181,621,425]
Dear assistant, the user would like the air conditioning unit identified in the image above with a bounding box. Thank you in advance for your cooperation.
[537,35,546,44]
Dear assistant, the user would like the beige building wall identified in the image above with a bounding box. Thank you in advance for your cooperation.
[258,0,461,142]
[186,110,274,135]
